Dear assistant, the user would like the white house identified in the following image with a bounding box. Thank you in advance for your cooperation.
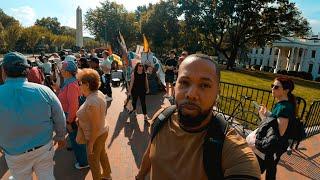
[249,35,320,80]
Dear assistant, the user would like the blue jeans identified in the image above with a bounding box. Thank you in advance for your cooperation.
[68,130,88,166]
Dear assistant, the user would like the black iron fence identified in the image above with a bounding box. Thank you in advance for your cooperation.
[304,100,320,137]
[217,82,319,138]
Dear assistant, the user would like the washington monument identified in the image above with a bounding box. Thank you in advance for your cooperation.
[76,6,83,48]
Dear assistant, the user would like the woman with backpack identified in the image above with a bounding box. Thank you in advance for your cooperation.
[250,76,297,180]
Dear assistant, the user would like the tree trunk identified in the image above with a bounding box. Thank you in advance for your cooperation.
[226,50,237,70]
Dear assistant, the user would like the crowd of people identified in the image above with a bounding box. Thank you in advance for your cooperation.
[0,48,300,180]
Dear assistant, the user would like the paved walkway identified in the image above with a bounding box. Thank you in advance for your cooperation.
[0,86,319,180]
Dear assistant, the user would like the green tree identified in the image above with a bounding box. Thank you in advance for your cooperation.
[85,1,139,51]
[141,1,180,55]
[84,38,101,50]
[179,0,310,69]
[3,22,22,51]
[35,17,61,35]
[0,9,18,28]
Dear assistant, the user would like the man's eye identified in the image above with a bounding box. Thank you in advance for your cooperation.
[179,80,189,86]
[200,83,211,89]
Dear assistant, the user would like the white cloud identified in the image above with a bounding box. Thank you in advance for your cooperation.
[310,19,320,34]
[9,6,36,27]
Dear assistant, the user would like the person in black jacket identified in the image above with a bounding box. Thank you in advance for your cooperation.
[128,62,149,120]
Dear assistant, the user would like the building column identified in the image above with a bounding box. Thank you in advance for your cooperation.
[269,48,276,67]
[274,48,282,73]
[287,47,295,71]
[260,48,269,71]
[294,48,300,71]
[298,49,307,72]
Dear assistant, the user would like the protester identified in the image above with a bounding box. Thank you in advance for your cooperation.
[249,76,297,180]
[100,58,113,101]
[128,62,150,120]
[136,54,260,180]
[0,64,4,85]
[76,68,112,180]
[178,50,189,66]
[0,52,66,180]
[56,57,89,169]
[79,57,90,69]
[164,50,177,98]
[26,60,45,84]
[41,57,52,75]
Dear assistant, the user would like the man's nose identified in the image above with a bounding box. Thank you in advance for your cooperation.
[185,85,199,101]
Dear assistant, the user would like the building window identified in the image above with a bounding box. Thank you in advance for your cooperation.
[254,59,257,65]
[261,48,264,54]
[269,48,272,55]
[275,49,279,55]
[308,64,313,73]
[256,49,258,54]
[312,50,316,58]
[299,50,302,57]
[274,61,277,66]
[318,66,320,74]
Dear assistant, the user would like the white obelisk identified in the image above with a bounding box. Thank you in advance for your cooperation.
[76,6,83,48]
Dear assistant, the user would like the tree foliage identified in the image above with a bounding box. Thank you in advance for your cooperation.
[85,1,138,51]
[35,17,62,35]
[178,0,310,69]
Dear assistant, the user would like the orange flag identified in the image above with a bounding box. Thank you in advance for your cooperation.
[143,34,150,53]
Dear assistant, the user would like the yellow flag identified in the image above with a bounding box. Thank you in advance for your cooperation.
[106,43,113,54]
[143,34,150,53]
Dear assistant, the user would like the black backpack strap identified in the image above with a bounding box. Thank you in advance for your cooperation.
[151,105,177,142]
[203,113,229,180]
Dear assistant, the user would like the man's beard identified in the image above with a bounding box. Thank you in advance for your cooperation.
[177,102,213,129]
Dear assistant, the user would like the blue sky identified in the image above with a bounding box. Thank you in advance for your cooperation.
[1,0,319,36]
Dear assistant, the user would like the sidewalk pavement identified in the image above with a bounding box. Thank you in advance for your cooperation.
[0,86,319,180]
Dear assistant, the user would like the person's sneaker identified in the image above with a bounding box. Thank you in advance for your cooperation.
[75,163,90,170]
[106,96,113,101]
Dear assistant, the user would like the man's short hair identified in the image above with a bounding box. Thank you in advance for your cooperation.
[185,54,220,83]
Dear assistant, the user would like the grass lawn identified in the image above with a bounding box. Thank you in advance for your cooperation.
[221,70,320,107]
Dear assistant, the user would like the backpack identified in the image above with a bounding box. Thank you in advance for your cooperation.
[150,105,229,180]
[255,117,281,155]
[289,117,306,141]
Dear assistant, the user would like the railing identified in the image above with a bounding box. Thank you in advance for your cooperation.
[304,100,320,138]
[218,82,308,131]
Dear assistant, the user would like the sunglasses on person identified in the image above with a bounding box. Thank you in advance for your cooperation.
[138,65,143,67]
[271,84,281,90]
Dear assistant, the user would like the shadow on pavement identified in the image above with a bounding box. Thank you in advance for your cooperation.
[127,115,150,167]
[279,151,320,180]
[54,149,89,180]
[0,152,8,179]
[108,109,130,148]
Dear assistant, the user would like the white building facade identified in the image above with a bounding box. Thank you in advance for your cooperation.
[249,37,320,80]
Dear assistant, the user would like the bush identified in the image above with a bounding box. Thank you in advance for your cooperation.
[297,72,313,80]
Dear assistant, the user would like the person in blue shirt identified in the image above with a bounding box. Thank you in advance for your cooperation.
[0,52,67,180]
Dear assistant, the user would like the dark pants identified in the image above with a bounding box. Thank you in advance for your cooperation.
[257,154,281,180]
[69,129,89,166]
[105,74,112,97]
[132,93,147,115]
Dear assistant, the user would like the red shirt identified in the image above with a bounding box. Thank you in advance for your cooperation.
[27,67,44,84]
[58,81,80,123]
